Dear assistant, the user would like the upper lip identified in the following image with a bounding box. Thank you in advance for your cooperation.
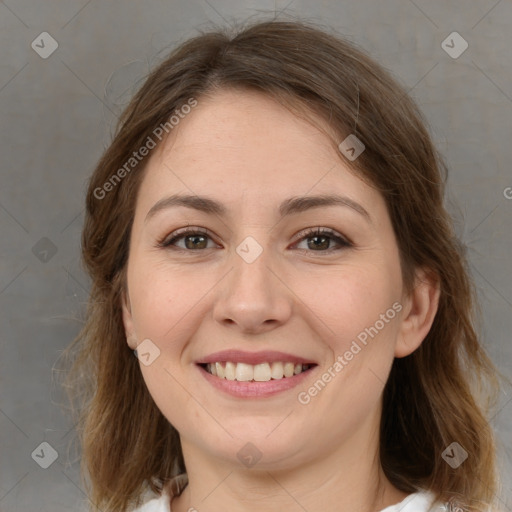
[196,350,317,366]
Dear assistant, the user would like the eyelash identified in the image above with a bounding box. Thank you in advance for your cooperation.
[156,226,353,255]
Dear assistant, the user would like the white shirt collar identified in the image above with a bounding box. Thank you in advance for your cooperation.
[135,477,448,512]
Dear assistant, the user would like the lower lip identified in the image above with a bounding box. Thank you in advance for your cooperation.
[196,364,316,398]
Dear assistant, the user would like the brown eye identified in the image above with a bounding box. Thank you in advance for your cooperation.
[294,228,352,254]
[159,228,216,251]
[181,233,209,250]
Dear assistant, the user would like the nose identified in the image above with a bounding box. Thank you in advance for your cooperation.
[212,239,293,334]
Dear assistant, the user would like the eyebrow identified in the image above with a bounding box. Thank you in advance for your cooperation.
[144,193,372,224]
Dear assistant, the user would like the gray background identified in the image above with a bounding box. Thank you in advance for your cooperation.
[1,1,511,511]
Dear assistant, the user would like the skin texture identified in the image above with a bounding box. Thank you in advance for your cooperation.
[121,88,440,512]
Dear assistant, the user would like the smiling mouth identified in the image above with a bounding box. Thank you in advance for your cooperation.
[198,361,316,382]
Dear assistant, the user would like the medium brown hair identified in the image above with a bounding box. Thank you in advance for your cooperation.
[62,18,504,512]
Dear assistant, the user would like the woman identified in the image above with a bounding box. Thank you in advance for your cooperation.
[64,19,503,512]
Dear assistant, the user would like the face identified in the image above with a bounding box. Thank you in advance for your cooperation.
[121,88,422,470]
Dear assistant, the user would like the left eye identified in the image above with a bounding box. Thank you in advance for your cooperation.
[293,227,352,253]
[158,227,352,254]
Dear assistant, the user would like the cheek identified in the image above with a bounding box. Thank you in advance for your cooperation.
[129,259,212,341]
[292,263,398,345]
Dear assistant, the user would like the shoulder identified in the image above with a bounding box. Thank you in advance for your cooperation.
[132,474,188,512]
[132,492,171,512]
[380,489,496,512]
[379,490,448,512]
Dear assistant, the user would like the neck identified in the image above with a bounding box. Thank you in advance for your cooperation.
[170,416,409,512]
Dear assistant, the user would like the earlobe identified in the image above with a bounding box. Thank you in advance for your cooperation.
[121,289,138,350]
[395,268,441,358]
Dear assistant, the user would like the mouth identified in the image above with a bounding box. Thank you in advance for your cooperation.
[197,361,316,382]
[195,349,318,398]
[195,359,318,398]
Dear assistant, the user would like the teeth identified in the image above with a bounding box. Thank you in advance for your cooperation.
[270,362,284,379]
[235,362,253,382]
[224,361,236,381]
[283,362,295,378]
[254,363,271,381]
[215,362,224,378]
[205,361,311,381]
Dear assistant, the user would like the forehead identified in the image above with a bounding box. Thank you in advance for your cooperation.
[134,88,379,219]
[159,88,339,164]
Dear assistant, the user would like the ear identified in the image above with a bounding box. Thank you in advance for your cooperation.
[121,286,138,350]
[395,267,440,358]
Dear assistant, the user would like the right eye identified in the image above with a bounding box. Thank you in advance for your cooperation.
[157,227,219,251]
